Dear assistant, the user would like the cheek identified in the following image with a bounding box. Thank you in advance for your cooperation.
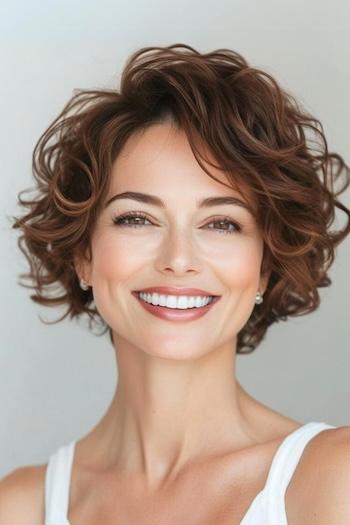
[213,238,264,289]
[91,233,144,283]
[89,233,144,325]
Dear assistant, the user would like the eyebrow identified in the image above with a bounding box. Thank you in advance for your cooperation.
[104,191,255,215]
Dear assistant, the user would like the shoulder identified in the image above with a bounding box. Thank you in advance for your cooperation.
[0,463,47,524]
[286,425,350,524]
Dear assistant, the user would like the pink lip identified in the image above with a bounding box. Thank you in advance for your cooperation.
[134,286,218,297]
[132,292,221,322]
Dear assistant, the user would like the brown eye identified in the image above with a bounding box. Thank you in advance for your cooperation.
[112,212,152,228]
[205,218,242,234]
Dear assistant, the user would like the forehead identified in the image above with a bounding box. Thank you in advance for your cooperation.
[108,123,256,211]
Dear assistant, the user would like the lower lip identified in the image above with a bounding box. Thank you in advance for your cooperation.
[132,293,221,322]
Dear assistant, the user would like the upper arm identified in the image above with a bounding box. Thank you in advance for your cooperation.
[287,425,350,524]
[317,426,350,524]
[0,465,45,524]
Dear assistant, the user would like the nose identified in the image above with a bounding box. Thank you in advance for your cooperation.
[154,226,202,275]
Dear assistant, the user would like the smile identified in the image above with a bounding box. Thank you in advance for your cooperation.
[132,292,221,322]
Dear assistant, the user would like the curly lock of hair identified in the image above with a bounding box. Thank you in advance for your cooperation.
[11,43,350,354]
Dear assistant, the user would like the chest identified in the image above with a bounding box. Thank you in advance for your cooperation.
[67,458,269,525]
[68,487,259,525]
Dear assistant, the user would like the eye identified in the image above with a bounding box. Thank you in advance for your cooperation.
[112,212,242,235]
[205,217,242,234]
[112,211,151,228]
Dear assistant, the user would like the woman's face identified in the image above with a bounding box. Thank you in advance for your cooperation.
[79,122,268,359]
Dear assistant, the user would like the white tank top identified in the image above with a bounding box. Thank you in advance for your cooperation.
[44,421,335,524]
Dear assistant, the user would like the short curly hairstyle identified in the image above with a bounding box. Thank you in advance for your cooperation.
[12,43,350,354]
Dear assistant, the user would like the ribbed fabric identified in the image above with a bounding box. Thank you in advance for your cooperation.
[44,421,336,525]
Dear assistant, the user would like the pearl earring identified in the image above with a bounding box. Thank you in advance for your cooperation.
[255,291,263,304]
[80,278,89,291]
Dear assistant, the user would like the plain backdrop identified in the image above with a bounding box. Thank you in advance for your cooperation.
[0,0,349,477]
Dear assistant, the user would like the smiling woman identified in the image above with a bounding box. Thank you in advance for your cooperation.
[4,43,350,524]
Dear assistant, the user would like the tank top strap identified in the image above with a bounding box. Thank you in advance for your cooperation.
[45,440,76,525]
[240,421,336,524]
[263,421,336,522]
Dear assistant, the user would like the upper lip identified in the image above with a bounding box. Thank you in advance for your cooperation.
[134,287,219,297]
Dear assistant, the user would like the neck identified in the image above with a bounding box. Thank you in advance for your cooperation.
[84,333,274,488]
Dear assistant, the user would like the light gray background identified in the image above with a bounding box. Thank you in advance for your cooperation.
[1,0,349,477]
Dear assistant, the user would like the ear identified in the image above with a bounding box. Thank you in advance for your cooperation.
[259,258,272,295]
[259,246,272,295]
[73,250,92,286]
[259,271,271,296]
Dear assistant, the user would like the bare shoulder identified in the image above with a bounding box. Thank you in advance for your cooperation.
[0,463,47,524]
[286,425,350,524]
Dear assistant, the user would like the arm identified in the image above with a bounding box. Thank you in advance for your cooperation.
[287,425,350,524]
[0,466,45,524]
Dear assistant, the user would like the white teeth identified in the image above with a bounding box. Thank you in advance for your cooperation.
[138,292,213,309]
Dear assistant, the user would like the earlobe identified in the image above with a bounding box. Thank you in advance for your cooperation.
[73,255,90,285]
[259,269,271,296]
[260,248,272,294]
[79,278,90,291]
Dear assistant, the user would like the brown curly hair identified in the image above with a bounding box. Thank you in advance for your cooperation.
[11,43,350,354]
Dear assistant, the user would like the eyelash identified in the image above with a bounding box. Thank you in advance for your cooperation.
[112,211,242,235]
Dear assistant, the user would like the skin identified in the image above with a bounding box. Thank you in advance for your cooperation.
[1,121,349,525]
[73,122,301,493]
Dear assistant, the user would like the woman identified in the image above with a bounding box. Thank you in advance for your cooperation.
[2,43,350,524]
